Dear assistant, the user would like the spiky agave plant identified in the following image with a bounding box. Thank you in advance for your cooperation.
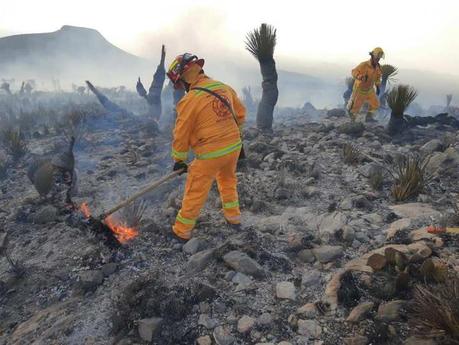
[379,64,398,108]
[245,23,278,131]
[342,143,360,165]
[1,128,28,161]
[386,84,418,135]
[388,153,430,201]
[409,278,459,342]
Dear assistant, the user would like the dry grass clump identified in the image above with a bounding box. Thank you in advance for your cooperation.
[388,153,430,201]
[409,277,459,343]
[0,128,28,161]
[343,143,361,165]
[368,168,384,191]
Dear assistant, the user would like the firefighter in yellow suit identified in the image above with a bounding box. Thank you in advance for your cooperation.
[348,47,384,122]
[166,53,246,241]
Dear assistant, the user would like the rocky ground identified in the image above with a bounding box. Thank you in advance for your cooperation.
[1,108,459,345]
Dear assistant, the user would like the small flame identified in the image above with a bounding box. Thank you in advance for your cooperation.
[78,202,138,244]
[104,215,139,244]
[80,202,91,218]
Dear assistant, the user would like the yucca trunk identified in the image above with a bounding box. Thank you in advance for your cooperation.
[257,59,278,130]
[245,23,278,131]
[148,45,166,120]
[379,77,389,108]
[136,45,166,121]
[387,113,408,136]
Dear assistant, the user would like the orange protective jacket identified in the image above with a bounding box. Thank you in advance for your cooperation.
[172,74,246,161]
[352,60,382,94]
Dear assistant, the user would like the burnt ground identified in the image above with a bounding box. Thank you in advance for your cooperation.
[1,106,459,345]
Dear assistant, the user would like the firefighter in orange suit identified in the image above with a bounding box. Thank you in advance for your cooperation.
[166,53,246,241]
[348,47,384,122]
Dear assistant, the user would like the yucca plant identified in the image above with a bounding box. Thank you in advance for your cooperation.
[408,278,459,343]
[343,143,361,165]
[386,84,418,135]
[1,128,28,161]
[245,23,278,131]
[388,153,430,201]
[446,94,453,112]
[343,77,354,108]
[379,64,398,108]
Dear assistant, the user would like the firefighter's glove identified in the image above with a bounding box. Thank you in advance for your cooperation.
[173,161,188,175]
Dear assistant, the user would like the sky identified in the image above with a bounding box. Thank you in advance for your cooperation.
[1,0,458,77]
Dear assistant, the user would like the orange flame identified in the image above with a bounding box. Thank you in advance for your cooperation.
[104,215,139,243]
[78,202,138,244]
[80,202,91,218]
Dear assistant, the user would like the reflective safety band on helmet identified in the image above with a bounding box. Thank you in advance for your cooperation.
[172,149,188,160]
[223,200,239,209]
[196,140,242,160]
[176,212,196,225]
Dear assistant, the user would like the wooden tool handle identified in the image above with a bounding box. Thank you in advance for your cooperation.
[100,170,182,219]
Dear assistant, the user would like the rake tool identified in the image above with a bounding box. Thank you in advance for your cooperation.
[77,170,183,248]
[99,169,183,220]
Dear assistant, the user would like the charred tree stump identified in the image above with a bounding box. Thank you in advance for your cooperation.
[136,45,167,121]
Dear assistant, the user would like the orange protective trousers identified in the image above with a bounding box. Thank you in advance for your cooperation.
[173,149,241,240]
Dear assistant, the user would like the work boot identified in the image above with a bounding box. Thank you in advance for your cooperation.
[365,112,377,123]
[227,221,242,231]
[168,229,189,244]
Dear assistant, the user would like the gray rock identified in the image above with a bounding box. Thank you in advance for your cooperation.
[342,226,356,242]
[297,319,322,338]
[213,326,235,345]
[343,335,369,345]
[257,313,273,327]
[33,205,58,224]
[197,335,212,345]
[301,270,322,287]
[389,203,441,220]
[138,317,162,342]
[404,336,436,345]
[101,263,118,277]
[297,249,316,263]
[186,248,215,274]
[182,238,207,255]
[337,122,365,137]
[78,270,104,291]
[276,281,296,300]
[198,314,218,329]
[223,251,265,278]
[420,139,443,155]
[232,272,253,286]
[296,303,318,318]
[237,315,256,333]
[312,245,344,263]
[319,212,347,241]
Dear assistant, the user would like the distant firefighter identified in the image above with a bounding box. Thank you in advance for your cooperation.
[348,47,384,122]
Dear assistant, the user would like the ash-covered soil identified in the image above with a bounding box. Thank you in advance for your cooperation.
[1,108,459,345]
